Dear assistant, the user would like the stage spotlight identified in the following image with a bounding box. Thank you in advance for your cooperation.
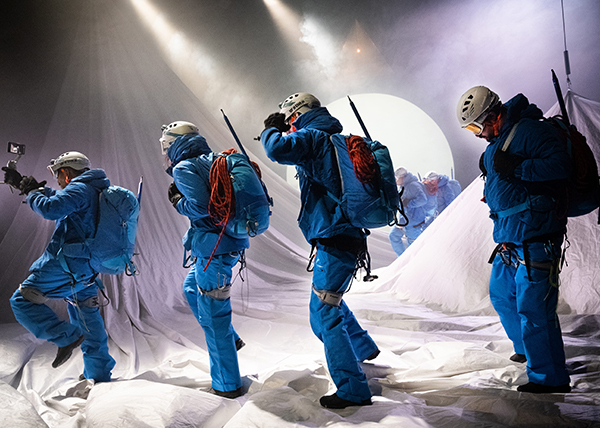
[263,0,302,44]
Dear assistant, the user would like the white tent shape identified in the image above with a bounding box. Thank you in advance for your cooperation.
[365,90,600,315]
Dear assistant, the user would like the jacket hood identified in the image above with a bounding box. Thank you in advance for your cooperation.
[504,93,543,124]
[166,134,211,175]
[294,107,343,135]
[71,168,110,190]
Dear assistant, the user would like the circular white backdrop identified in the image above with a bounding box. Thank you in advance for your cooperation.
[286,93,454,186]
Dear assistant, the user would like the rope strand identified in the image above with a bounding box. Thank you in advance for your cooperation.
[346,135,377,184]
[204,148,237,271]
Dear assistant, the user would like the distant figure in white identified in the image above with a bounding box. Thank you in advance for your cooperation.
[422,171,461,228]
[388,167,428,256]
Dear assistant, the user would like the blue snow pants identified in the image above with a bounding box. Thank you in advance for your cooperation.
[183,274,241,344]
[489,237,570,387]
[310,242,378,403]
[189,252,241,392]
[388,224,423,257]
[10,258,115,382]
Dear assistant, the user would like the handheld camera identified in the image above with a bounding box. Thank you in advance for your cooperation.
[2,142,26,188]
[7,142,25,169]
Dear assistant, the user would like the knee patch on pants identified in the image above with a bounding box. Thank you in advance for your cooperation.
[19,286,49,304]
[199,285,231,301]
[312,285,343,307]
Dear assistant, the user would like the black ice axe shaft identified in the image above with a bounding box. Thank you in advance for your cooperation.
[221,109,249,159]
[347,96,372,141]
[551,69,570,126]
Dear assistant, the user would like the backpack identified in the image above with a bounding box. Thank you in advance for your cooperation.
[327,134,400,229]
[208,149,272,239]
[545,116,600,218]
[61,185,140,276]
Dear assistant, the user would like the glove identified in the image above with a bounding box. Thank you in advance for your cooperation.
[2,166,23,188]
[263,113,290,133]
[19,176,46,195]
[493,149,524,178]
[168,182,183,208]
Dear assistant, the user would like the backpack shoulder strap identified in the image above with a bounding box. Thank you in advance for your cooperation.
[501,121,521,152]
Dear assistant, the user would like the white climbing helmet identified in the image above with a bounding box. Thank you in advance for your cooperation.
[160,121,199,154]
[47,151,91,177]
[456,86,500,134]
[424,171,439,182]
[395,166,408,180]
[279,92,321,122]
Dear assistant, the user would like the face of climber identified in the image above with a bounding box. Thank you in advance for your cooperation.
[286,112,300,133]
[424,178,439,195]
[56,168,72,189]
[478,111,503,142]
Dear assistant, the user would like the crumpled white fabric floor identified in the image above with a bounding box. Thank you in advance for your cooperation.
[2,272,600,427]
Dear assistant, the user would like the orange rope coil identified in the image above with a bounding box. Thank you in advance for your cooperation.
[346,135,377,184]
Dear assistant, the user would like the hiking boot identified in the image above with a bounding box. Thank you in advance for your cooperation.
[210,387,244,399]
[52,335,84,368]
[517,382,571,394]
[319,393,372,409]
[510,353,527,363]
[365,349,380,361]
[235,338,246,351]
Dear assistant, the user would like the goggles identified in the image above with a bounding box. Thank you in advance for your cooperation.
[160,124,177,155]
[464,121,485,135]
[47,159,60,177]
[464,108,500,135]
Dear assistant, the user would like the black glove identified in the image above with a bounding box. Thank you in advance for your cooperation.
[168,182,183,208]
[2,166,23,188]
[19,176,46,195]
[263,113,290,133]
[478,152,487,178]
[494,150,524,178]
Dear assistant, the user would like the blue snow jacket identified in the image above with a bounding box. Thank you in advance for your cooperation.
[261,107,364,242]
[482,94,570,243]
[436,175,461,213]
[167,134,249,258]
[402,172,428,226]
[26,169,110,279]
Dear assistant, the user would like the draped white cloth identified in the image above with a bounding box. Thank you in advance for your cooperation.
[1,1,600,426]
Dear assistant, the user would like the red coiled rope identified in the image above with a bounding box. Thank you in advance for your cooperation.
[346,135,377,184]
[204,148,237,271]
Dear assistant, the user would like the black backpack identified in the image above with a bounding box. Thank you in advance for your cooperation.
[545,116,600,218]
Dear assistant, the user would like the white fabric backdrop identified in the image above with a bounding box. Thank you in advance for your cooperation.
[1,1,600,426]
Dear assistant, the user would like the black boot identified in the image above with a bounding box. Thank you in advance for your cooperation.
[210,387,244,399]
[364,349,380,361]
[517,382,571,393]
[52,335,84,368]
[509,353,527,363]
[320,393,372,409]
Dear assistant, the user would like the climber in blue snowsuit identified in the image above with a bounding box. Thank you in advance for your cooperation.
[457,86,571,394]
[160,121,248,398]
[3,152,115,382]
[388,168,428,256]
[261,93,379,409]
[422,171,461,228]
